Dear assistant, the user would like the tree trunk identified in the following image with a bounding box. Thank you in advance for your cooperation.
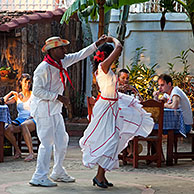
[104,10,111,35]
[97,0,106,38]
[189,12,194,37]
[116,5,130,45]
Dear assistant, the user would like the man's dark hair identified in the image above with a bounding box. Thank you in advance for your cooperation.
[118,69,129,77]
[158,74,173,85]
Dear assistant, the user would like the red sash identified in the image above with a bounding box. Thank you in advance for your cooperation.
[96,94,118,101]
[43,54,74,90]
[100,96,118,101]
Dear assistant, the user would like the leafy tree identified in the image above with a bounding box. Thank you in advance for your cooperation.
[60,0,149,39]
[160,0,194,36]
[60,0,151,99]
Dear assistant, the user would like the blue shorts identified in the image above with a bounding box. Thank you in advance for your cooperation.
[11,117,36,126]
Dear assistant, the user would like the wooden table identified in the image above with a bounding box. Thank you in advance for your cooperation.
[0,105,11,162]
[154,108,186,166]
[166,129,175,166]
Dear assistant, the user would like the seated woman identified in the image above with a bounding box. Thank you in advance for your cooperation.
[4,73,36,161]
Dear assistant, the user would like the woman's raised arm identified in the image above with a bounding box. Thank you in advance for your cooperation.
[101,37,122,74]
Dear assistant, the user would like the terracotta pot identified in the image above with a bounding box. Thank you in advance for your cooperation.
[0,70,9,77]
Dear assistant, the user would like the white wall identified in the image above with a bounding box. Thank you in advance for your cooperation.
[85,11,194,99]
[90,11,194,75]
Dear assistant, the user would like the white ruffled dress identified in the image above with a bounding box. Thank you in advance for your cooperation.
[79,65,154,171]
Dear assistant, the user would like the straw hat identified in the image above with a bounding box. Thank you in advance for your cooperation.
[42,36,70,53]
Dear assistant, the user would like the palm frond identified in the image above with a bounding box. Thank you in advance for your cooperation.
[61,0,94,24]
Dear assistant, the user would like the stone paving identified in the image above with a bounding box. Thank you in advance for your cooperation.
[0,136,194,194]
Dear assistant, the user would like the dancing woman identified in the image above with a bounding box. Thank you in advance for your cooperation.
[79,37,154,188]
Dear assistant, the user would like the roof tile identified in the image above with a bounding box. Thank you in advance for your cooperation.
[0,8,65,32]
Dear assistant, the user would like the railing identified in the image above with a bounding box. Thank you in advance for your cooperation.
[129,0,185,13]
[0,0,185,12]
[0,0,65,11]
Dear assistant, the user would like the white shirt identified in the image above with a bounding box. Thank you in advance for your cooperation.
[168,86,193,125]
[31,43,97,117]
[96,65,117,99]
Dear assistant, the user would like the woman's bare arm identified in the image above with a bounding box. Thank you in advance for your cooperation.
[3,91,18,104]
[101,37,122,74]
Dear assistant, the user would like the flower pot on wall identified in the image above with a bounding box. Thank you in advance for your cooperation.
[0,66,18,87]
[0,70,9,77]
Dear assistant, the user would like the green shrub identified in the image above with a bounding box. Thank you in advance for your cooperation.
[126,47,159,100]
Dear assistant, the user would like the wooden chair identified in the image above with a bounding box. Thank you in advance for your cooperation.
[87,96,96,123]
[87,97,164,168]
[15,130,40,153]
[173,117,194,164]
[132,99,164,168]
[119,99,164,168]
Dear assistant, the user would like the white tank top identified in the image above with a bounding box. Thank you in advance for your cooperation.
[17,95,31,119]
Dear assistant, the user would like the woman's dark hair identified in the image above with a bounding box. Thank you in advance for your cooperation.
[18,73,32,90]
[93,43,114,72]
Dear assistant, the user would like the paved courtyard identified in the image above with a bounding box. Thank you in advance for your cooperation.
[0,136,194,194]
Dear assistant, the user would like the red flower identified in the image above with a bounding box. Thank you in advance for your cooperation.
[93,51,105,62]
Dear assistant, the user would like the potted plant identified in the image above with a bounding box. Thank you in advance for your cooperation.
[0,66,18,82]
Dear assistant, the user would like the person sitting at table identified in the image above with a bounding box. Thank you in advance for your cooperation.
[117,68,143,158]
[153,74,193,133]
[3,73,36,161]
[117,68,143,101]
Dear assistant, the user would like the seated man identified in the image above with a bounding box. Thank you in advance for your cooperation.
[153,74,193,132]
[4,73,36,161]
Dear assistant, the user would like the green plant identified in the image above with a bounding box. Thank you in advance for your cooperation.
[126,47,159,100]
[167,48,194,110]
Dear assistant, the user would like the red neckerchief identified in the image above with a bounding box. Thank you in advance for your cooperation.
[43,54,74,90]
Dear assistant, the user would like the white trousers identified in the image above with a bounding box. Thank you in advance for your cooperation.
[32,113,69,180]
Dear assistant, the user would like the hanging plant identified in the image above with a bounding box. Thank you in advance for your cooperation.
[0,66,18,81]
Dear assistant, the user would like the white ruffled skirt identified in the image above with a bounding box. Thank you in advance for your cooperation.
[79,92,154,171]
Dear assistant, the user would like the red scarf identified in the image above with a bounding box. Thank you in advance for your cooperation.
[43,54,74,90]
